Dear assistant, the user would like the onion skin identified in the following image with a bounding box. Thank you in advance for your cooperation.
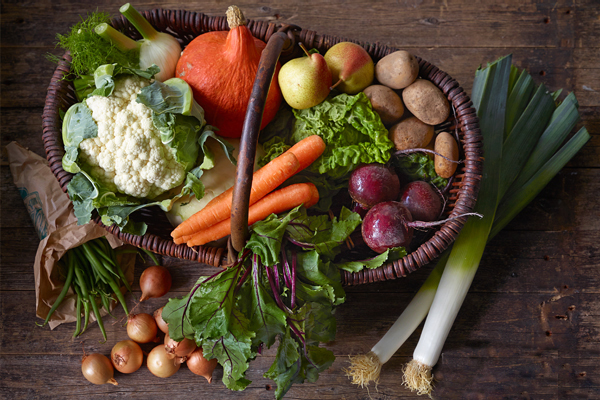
[164,331,197,359]
[187,347,218,383]
[82,353,118,385]
[147,345,181,378]
[111,340,143,374]
[139,266,172,301]
[127,313,160,343]
[154,307,169,334]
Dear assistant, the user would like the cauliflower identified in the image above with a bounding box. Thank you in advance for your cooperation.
[79,75,185,199]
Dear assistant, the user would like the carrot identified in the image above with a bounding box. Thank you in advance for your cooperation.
[171,151,300,239]
[284,134,326,172]
[203,135,326,210]
[184,183,319,247]
[172,135,327,240]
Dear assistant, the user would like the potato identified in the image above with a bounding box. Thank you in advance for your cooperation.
[363,85,404,126]
[388,116,434,151]
[434,131,459,178]
[375,50,419,89]
[402,79,450,125]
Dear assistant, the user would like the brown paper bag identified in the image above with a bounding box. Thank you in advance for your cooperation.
[6,142,136,329]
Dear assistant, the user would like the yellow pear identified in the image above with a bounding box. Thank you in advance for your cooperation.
[278,44,332,110]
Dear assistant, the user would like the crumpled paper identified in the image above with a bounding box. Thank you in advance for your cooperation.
[6,142,135,329]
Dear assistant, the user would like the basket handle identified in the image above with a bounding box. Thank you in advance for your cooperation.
[230,31,290,252]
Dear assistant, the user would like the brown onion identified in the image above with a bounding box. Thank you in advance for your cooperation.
[139,265,172,301]
[154,306,169,334]
[187,347,218,383]
[111,340,143,374]
[81,353,118,385]
[164,331,197,360]
[147,345,180,378]
[127,313,159,343]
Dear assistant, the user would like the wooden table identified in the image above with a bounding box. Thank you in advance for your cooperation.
[2,1,599,398]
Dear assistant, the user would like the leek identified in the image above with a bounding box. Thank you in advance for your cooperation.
[345,253,447,387]
[402,55,590,395]
[345,54,590,393]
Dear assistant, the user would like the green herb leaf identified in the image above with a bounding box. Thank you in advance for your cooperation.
[50,11,139,77]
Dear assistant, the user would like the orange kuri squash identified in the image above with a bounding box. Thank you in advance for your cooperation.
[176,6,282,138]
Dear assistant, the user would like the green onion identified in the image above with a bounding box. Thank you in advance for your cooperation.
[345,54,590,394]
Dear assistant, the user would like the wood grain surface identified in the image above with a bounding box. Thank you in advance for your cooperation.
[1,0,598,399]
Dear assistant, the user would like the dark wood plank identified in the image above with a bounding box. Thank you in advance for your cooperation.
[2,0,599,399]
[3,0,599,49]
[3,45,600,111]
[2,289,600,398]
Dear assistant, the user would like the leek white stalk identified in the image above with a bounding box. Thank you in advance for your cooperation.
[120,3,181,82]
[345,253,447,388]
[403,55,590,395]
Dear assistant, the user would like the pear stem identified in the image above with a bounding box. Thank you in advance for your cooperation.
[330,78,343,91]
[298,42,311,57]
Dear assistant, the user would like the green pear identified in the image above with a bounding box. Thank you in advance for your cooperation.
[324,42,374,94]
[278,44,332,110]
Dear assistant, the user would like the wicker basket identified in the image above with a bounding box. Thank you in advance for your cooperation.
[41,8,483,286]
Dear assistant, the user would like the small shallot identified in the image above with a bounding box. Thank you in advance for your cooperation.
[127,313,159,343]
[154,306,169,334]
[111,340,143,374]
[164,331,197,360]
[147,344,180,378]
[139,265,172,301]
[81,353,118,385]
[187,347,218,383]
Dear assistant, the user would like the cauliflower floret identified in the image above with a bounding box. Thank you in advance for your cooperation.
[79,75,186,199]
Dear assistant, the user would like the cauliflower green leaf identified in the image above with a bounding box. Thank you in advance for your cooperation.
[62,65,236,235]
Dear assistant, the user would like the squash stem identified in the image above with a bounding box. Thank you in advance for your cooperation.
[226,5,246,29]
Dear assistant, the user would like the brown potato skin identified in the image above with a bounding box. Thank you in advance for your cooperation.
[389,116,434,151]
[434,131,459,178]
[375,50,419,89]
[402,79,450,125]
[363,85,404,126]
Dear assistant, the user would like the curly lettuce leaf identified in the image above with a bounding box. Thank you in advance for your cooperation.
[394,152,448,189]
[292,92,394,178]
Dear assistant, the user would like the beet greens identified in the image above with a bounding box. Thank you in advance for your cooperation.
[162,205,360,398]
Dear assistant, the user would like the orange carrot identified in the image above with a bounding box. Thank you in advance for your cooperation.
[172,135,327,240]
[203,135,326,210]
[171,151,300,239]
[284,134,326,172]
[184,183,319,247]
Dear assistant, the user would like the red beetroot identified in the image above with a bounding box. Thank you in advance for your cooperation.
[362,201,413,253]
[399,181,443,222]
[362,201,483,253]
[348,163,400,209]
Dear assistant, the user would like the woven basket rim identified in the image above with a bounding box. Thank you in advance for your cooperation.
[41,8,483,285]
